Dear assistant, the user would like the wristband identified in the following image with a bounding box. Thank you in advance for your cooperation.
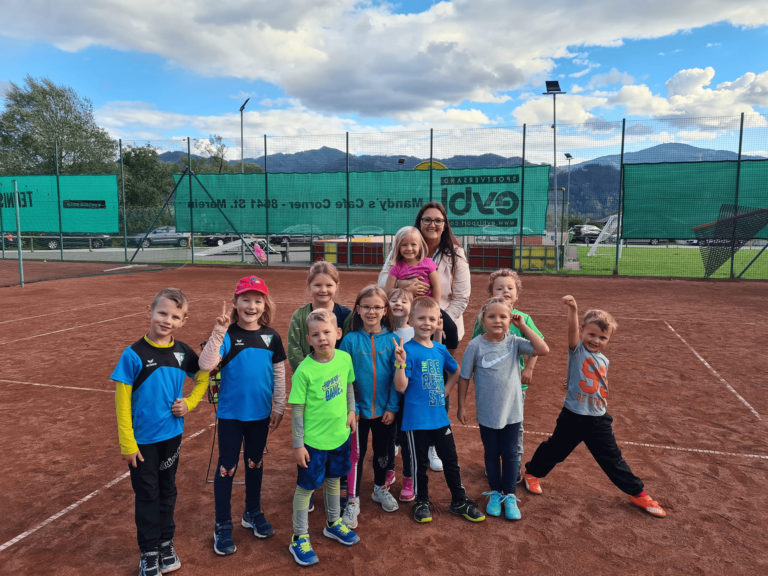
[394,362,406,369]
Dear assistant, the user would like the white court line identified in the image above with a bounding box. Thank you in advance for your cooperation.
[457,425,768,460]
[102,265,148,272]
[0,422,214,553]
[0,297,142,325]
[665,321,762,421]
[0,379,114,393]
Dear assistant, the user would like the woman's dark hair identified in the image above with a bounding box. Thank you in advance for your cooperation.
[414,201,461,273]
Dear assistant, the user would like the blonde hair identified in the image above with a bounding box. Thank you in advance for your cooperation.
[388,288,413,303]
[350,285,394,331]
[582,309,618,335]
[232,290,276,327]
[391,226,428,265]
[307,260,340,286]
[306,308,338,329]
[480,296,513,317]
[411,296,440,314]
[151,287,188,313]
[487,268,522,297]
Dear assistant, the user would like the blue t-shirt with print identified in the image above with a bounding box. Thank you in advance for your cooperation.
[401,340,458,431]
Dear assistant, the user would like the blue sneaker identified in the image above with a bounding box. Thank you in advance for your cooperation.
[503,494,522,520]
[289,534,319,566]
[482,491,503,517]
[323,518,360,546]
[242,509,274,539]
[213,522,236,556]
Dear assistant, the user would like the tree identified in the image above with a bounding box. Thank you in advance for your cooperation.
[177,135,263,174]
[121,144,180,207]
[0,75,117,176]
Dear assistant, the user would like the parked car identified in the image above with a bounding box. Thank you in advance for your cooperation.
[474,226,535,243]
[128,226,191,248]
[608,234,675,246]
[1,232,112,249]
[203,234,240,247]
[337,226,385,240]
[269,225,323,244]
[570,225,603,244]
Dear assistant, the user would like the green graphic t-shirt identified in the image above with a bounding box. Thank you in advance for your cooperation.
[289,350,355,450]
[471,309,544,390]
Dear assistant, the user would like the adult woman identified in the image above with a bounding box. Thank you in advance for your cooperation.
[378,202,471,344]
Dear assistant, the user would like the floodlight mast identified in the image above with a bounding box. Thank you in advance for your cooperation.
[543,82,566,270]
[565,153,573,235]
[240,98,250,173]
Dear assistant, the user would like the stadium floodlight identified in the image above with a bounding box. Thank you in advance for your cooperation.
[564,154,573,236]
[398,158,406,170]
[240,98,250,173]
[542,81,567,270]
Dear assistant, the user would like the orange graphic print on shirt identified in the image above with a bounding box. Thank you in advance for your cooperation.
[576,358,608,408]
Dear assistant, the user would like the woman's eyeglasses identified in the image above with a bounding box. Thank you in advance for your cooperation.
[421,217,446,226]
[359,305,386,312]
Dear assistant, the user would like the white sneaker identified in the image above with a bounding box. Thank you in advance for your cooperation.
[394,444,399,457]
[342,498,360,529]
[371,486,399,512]
[428,446,443,472]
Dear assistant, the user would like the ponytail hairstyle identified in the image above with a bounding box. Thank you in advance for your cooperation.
[349,284,395,332]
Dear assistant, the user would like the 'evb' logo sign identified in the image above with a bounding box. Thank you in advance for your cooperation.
[440,172,521,230]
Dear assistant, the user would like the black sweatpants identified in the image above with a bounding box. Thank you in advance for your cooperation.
[214,417,270,523]
[387,402,411,478]
[353,416,392,496]
[129,434,182,552]
[525,407,644,496]
[406,425,465,503]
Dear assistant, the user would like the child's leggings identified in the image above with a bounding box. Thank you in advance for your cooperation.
[387,405,411,478]
[293,478,340,536]
[349,417,391,497]
[213,417,270,523]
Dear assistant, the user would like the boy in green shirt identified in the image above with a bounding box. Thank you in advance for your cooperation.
[288,309,360,566]
[471,269,545,484]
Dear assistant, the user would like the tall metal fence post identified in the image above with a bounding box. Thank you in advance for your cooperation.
[730,112,745,279]
[613,119,626,275]
[346,131,351,268]
[188,137,195,264]
[518,125,526,272]
[553,101,559,272]
[13,180,24,287]
[1,195,4,258]
[429,128,434,202]
[54,141,64,261]
[264,135,269,266]
[119,139,128,262]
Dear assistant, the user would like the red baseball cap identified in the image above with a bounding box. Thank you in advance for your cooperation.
[235,276,269,296]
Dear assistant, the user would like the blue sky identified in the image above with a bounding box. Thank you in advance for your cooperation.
[1,0,767,161]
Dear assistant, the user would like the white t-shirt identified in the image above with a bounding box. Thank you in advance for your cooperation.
[394,326,415,345]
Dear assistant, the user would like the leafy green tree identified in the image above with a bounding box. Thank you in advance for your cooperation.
[0,75,117,175]
[121,144,180,207]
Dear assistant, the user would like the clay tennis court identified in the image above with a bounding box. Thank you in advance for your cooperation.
[1,267,766,575]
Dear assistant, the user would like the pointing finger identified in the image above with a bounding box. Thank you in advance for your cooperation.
[222,301,227,315]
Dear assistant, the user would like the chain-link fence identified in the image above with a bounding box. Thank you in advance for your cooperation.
[2,114,767,286]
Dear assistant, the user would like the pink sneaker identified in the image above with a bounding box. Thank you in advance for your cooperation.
[399,477,415,502]
[385,470,396,487]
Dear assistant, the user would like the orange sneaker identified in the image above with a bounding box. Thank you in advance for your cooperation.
[524,474,542,495]
[631,494,666,517]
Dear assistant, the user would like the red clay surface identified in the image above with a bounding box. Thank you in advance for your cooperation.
[1,268,766,575]
[0,259,167,287]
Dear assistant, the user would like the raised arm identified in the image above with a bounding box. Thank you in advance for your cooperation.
[512,316,550,357]
[198,302,233,371]
[562,295,580,351]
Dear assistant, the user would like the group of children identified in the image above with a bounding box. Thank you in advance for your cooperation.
[113,244,667,575]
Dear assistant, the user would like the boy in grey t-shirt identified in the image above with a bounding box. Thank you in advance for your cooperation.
[523,296,667,518]
[457,297,549,521]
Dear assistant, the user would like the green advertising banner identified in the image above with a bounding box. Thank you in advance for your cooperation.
[0,175,119,233]
[173,166,550,236]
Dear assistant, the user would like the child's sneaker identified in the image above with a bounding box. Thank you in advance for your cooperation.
[449,497,486,522]
[372,485,399,512]
[631,494,666,518]
[342,497,360,529]
[158,540,180,573]
[385,469,396,487]
[524,474,542,495]
[482,491,503,517]
[399,477,415,502]
[428,446,443,471]
[413,499,433,523]
[213,521,236,556]
[289,534,318,566]
[323,518,361,546]
[138,551,160,576]
[308,491,315,513]
[503,494,522,520]
[242,509,274,538]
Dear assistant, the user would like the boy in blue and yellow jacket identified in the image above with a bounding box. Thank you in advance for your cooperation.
[338,285,401,528]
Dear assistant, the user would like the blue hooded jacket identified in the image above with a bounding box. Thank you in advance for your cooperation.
[340,327,400,419]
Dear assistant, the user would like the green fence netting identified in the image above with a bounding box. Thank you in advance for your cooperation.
[0,175,119,233]
[622,160,768,240]
[172,166,550,236]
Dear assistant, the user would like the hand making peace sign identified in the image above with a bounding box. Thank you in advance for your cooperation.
[215,301,234,329]
[392,335,406,365]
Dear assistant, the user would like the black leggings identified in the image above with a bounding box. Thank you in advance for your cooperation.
[353,416,393,496]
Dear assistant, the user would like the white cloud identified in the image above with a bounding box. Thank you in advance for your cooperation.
[2,0,768,118]
[587,68,635,89]
[707,42,722,47]
[569,68,593,78]
[570,84,585,94]
[229,91,257,101]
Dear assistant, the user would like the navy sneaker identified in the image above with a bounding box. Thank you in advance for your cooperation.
[323,518,360,546]
[289,534,319,566]
[449,498,486,522]
[138,551,160,576]
[413,499,433,523]
[242,509,274,539]
[213,521,236,556]
[158,540,180,573]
